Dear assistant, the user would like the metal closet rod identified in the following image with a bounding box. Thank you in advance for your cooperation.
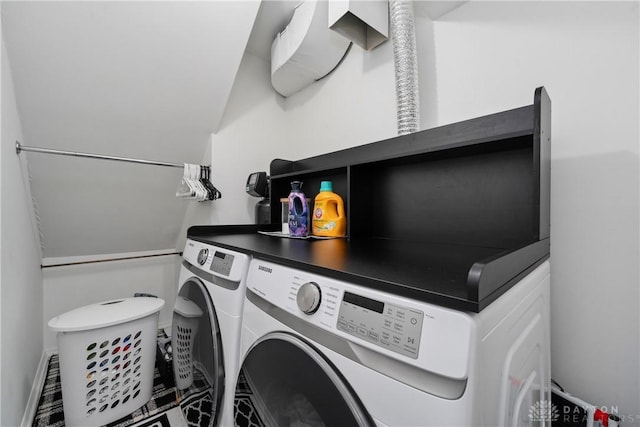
[15,141,186,168]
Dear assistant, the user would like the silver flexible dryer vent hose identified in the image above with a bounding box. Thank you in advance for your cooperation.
[389,0,420,135]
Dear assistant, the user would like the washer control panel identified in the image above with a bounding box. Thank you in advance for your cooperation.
[247,258,474,380]
[210,250,235,276]
[337,292,423,359]
[183,239,248,282]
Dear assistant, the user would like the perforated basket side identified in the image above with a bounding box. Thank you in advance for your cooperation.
[56,313,159,426]
[171,313,200,390]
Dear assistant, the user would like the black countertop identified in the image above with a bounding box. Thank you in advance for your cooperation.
[188,225,549,312]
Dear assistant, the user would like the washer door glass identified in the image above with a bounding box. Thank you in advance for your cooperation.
[173,278,225,427]
[235,332,373,427]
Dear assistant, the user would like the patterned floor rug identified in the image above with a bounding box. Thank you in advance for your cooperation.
[175,364,215,427]
[128,407,187,427]
[233,368,266,427]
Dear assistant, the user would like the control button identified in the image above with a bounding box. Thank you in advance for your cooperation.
[367,331,379,342]
[347,323,356,333]
[410,317,418,325]
[197,248,209,266]
[296,282,322,314]
[357,327,366,336]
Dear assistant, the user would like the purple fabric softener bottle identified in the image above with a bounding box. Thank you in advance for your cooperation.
[288,181,309,237]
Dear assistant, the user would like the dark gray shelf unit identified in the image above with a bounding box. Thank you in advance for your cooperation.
[270,87,550,249]
[189,87,550,312]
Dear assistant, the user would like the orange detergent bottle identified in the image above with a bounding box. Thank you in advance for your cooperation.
[312,181,346,237]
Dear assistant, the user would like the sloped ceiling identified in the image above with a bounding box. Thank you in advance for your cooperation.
[2,1,260,258]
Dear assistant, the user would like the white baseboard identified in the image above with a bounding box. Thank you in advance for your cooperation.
[21,349,54,427]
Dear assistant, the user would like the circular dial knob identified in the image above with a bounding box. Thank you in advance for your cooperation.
[296,282,322,314]
[197,248,209,265]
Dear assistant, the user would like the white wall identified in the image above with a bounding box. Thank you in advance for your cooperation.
[209,53,288,226]
[429,2,639,421]
[42,253,178,350]
[283,39,399,158]
[0,36,45,426]
[206,0,639,422]
[183,33,398,231]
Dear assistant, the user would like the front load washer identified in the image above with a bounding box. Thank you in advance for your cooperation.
[173,238,251,427]
[234,258,551,427]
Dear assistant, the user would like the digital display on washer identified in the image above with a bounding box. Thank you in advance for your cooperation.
[210,251,234,276]
[337,292,423,359]
[342,292,384,313]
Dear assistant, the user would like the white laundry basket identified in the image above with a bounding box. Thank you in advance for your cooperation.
[48,297,165,427]
[171,296,203,390]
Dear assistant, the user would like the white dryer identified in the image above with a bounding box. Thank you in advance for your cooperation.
[234,258,551,427]
[173,238,251,427]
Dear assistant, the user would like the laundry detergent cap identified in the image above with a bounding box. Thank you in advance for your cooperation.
[319,181,333,192]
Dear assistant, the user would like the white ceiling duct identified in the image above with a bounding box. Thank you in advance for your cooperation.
[271,0,351,97]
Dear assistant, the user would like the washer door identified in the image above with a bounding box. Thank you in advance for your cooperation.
[173,278,225,427]
[234,332,374,427]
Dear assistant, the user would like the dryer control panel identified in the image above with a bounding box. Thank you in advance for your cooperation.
[337,292,423,359]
